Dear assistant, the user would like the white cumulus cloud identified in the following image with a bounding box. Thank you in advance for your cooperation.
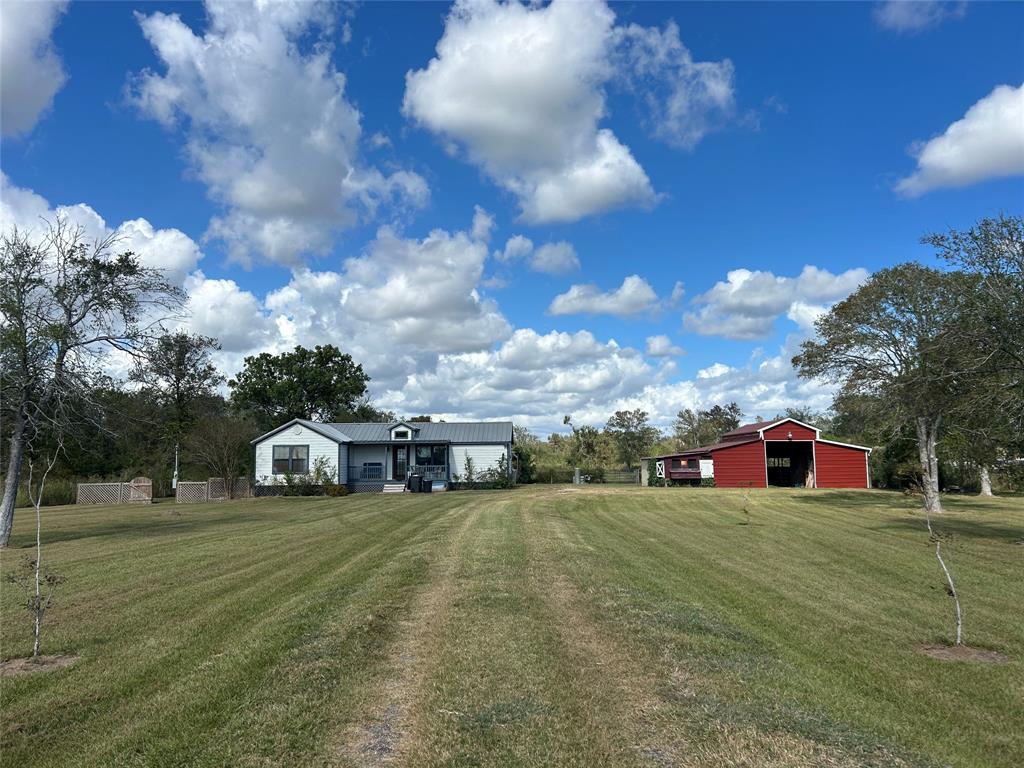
[896,83,1024,196]
[613,20,735,149]
[531,242,581,275]
[131,0,428,266]
[0,173,203,284]
[873,1,966,33]
[549,275,660,317]
[0,0,68,137]
[645,335,685,357]
[493,236,580,274]
[406,0,734,223]
[684,265,868,340]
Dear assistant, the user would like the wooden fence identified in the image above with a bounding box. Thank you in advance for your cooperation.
[176,477,252,504]
[573,468,640,485]
[77,477,153,505]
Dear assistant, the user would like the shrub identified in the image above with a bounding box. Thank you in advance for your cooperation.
[324,483,349,497]
[532,465,574,484]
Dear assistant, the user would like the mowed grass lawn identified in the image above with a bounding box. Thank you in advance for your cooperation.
[1,488,1021,768]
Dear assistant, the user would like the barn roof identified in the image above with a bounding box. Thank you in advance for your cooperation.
[645,435,761,460]
[721,420,783,437]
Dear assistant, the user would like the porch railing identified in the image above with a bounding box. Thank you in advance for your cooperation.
[347,464,447,482]
[349,464,384,481]
[408,465,447,481]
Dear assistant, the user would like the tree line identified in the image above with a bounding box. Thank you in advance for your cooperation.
[514,216,1024,503]
[2,215,1021,546]
[0,221,397,545]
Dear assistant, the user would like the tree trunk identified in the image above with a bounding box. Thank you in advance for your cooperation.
[915,416,942,514]
[0,414,27,548]
[979,465,994,497]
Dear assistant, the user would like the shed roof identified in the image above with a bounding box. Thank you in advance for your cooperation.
[721,420,778,437]
[645,435,761,460]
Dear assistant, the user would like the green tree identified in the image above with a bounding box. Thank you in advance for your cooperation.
[604,409,661,469]
[185,416,258,498]
[673,403,743,449]
[131,332,224,441]
[510,426,540,483]
[0,221,184,547]
[780,406,830,432]
[794,263,978,513]
[924,214,1024,490]
[228,345,371,431]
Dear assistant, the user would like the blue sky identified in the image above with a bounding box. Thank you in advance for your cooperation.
[2,0,1022,434]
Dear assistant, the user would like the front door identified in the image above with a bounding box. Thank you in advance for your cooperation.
[393,446,408,480]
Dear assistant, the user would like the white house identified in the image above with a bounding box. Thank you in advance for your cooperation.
[252,419,514,492]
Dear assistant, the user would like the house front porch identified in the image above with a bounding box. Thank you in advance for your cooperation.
[347,442,451,490]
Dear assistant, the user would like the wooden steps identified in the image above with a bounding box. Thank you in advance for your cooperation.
[382,483,406,494]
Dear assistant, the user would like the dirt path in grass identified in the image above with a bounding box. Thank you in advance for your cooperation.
[340,500,484,766]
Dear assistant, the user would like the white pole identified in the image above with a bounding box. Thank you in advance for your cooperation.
[172,442,179,490]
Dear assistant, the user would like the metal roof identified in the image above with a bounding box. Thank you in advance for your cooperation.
[326,421,513,444]
[645,436,761,460]
[720,420,777,437]
[250,418,350,445]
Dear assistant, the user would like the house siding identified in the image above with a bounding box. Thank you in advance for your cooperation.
[349,445,388,469]
[450,444,509,479]
[710,441,767,488]
[338,443,349,484]
[815,442,869,488]
[254,424,341,484]
[762,423,817,441]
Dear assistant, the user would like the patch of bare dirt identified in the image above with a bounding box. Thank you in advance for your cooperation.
[0,653,79,677]
[916,644,1009,663]
[341,504,483,765]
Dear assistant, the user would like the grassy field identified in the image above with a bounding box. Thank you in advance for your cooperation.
[1,487,1021,767]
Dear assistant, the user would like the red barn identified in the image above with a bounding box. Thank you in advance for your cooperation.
[647,418,871,489]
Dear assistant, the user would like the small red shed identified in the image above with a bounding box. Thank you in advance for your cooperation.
[650,418,871,489]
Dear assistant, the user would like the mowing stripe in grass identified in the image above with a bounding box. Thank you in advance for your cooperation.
[2,488,1020,768]
[539,488,1019,767]
[1,497,471,767]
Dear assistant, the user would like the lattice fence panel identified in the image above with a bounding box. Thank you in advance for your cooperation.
[206,477,251,501]
[77,483,122,505]
[175,481,208,504]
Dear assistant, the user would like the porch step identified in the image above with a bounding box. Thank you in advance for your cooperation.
[382,483,406,494]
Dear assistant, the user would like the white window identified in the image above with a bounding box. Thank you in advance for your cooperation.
[273,445,308,474]
[393,429,410,440]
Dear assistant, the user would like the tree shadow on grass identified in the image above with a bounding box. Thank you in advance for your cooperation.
[7,505,293,548]
[789,490,917,510]
[875,516,1024,544]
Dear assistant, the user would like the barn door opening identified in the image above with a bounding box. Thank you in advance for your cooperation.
[765,441,815,487]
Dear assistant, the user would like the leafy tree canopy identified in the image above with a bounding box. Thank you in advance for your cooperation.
[673,403,743,449]
[228,345,371,431]
[131,332,223,439]
[604,409,661,468]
